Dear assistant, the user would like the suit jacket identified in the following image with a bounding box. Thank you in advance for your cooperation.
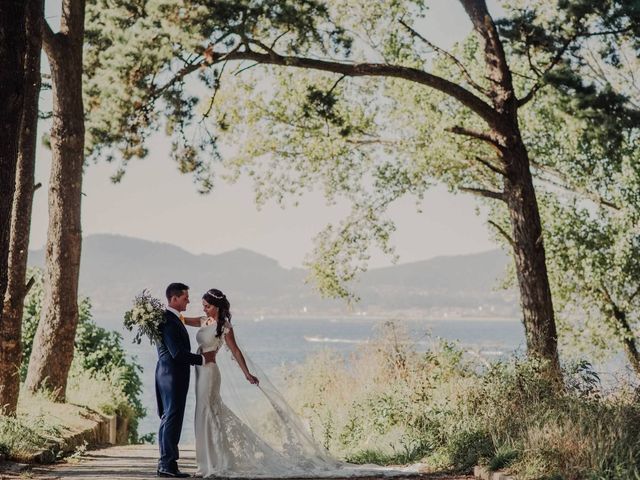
[156,310,203,374]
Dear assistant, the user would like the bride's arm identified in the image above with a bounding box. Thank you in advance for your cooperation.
[224,326,259,385]
[182,316,205,327]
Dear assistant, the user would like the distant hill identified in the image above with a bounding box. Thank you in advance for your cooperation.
[29,234,518,319]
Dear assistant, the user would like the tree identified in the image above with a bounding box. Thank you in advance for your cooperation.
[84,0,639,379]
[505,27,640,376]
[545,198,640,375]
[0,0,29,413]
[25,0,86,401]
[26,0,213,400]
[21,270,145,441]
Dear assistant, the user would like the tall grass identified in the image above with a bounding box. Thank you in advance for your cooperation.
[285,321,640,479]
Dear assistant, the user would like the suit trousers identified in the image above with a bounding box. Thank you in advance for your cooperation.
[156,361,189,471]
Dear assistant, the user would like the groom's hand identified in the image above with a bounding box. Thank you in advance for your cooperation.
[202,351,216,364]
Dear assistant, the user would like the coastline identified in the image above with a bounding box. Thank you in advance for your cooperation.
[236,313,520,323]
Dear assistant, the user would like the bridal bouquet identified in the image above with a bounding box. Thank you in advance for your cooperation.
[123,290,165,345]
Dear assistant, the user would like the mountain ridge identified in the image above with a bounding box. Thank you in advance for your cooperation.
[28,234,518,318]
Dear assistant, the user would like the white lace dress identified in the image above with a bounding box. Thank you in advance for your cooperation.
[194,322,421,479]
[194,322,328,478]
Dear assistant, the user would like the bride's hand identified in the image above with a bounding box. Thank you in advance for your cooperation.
[246,373,259,385]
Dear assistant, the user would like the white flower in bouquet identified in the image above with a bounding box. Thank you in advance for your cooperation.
[123,290,166,345]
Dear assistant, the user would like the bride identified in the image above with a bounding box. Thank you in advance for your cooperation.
[182,288,419,479]
[182,288,342,478]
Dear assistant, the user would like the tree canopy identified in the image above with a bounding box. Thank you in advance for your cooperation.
[84,0,639,295]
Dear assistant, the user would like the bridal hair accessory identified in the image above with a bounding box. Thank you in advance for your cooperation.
[207,289,225,299]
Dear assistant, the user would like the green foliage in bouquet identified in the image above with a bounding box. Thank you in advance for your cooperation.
[123,290,166,345]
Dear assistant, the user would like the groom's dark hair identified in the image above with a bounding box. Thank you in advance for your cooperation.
[166,282,189,300]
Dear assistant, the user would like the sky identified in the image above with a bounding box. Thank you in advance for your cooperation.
[31,0,501,269]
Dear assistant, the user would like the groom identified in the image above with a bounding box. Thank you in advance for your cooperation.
[156,282,215,478]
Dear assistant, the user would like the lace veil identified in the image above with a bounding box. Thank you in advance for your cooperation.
[215,331,339,471]
[213,327,423,477]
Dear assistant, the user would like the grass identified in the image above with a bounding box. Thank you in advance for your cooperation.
[0,388,96,462]
[488,445,518,471]
[284,321,640,479]
[0,361,134,462]
[346,441,432,466]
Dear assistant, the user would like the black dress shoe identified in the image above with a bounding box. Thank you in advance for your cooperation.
[157,468,190,478]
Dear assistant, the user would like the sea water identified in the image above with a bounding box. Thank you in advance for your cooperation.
[95,315,526,443]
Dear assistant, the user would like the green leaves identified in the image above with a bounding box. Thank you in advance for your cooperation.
[83,0,354,189]
[21,269,145,441]
[84,0,639,309]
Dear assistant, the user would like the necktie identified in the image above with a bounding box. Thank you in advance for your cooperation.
[179,313,185,324]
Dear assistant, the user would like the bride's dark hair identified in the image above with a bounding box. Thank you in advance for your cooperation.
[202,288,231,337]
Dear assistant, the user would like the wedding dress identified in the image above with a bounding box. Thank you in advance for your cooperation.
[194,322,421,478]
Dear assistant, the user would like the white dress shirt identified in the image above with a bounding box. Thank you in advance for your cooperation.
[166,305,182,319]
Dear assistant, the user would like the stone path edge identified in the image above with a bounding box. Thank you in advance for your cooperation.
[1,413,118,471]
[473,465,515,480]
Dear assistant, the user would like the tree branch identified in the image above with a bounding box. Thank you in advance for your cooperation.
[154,62,203,97]
[398,18,488,97]
[582,26,635,38]
[41,19,57,59]
[458,0,513,96]
[460,186,505,201]
[600,284,618,311]
[270,29,291,50]
[488,219,515,247]
[629,284,640,303]
[24,276,36,295]
[530,160,620,210]
[327,74,346,95]
[208,48,501,127]
[201,60,230,120]
[233,62,260,76]
[525,37,543,78]
[448,125,502,149]
[515,24,633,108]
[345,137,401,146]
[517,35,576,108]
[473,156,506,176]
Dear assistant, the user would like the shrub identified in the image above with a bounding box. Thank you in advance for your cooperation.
[285,320,640,478]
[20,268,144,442]
[0,415,61,460]
[446,429,493,472]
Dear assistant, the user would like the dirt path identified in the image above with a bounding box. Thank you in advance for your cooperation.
[1,444,473,480]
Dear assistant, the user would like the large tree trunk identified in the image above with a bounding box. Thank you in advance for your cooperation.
[25,0,85,401]
[460,0,561,379]
[0,0,28,411]
[0,1,27,321]
[502,136,560,374]
[0,0,43,415]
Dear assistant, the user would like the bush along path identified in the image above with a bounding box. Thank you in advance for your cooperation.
[4,444,474,480]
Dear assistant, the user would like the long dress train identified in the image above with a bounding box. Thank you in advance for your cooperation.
[194,322,420,478]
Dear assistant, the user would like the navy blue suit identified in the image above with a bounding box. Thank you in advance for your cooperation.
[155,310,202,471]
